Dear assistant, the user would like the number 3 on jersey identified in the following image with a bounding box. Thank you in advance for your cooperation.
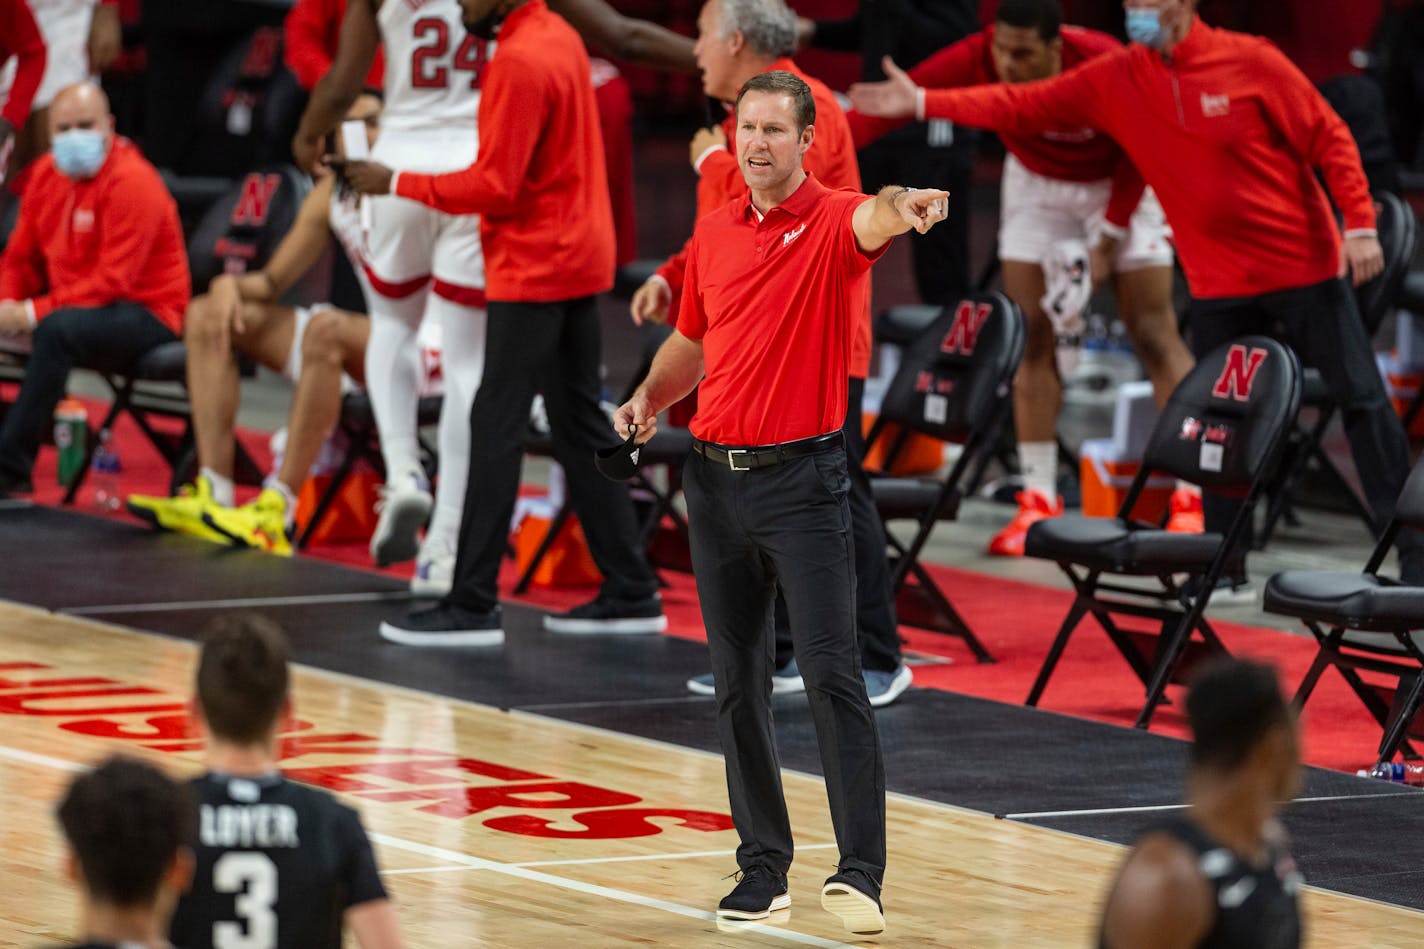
[213,852,278,949]
[411,17,488,89]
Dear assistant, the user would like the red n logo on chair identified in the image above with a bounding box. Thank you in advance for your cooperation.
[1211,344,1268,402]
[230,173,282,227]
[940,301,991,356]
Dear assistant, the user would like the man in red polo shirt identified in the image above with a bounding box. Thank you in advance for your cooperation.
[851,0,1424,587]
[637,0,910,707]
[342,0,663,643]
[615,71,949,936]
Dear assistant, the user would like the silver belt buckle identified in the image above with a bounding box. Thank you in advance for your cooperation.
[727,448,752,471]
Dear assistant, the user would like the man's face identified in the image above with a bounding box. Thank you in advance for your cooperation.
[340,94,382,157]
[990,24,1060,83]
[459,0,503,33]
[735,90,811,193]
[47,88,112,146]
[694,0,739,101]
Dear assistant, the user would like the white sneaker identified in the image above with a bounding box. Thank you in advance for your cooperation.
[411,536,455,597]
[370,464,433,566]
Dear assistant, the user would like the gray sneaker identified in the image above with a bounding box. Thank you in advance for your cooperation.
[863,664,913,708]
[686,658,804,695]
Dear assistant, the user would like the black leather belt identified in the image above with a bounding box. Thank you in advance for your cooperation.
[692,431,844,471]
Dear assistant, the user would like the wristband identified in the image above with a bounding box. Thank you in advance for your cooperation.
[1343,228,1378,240]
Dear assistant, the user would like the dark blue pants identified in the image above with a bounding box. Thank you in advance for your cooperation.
[684,445,887,883]
[0,303,177,485]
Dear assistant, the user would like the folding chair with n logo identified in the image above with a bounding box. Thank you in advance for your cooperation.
[1264,453,1424,765]
[865,292,1024,662]
[1023,336,1302,726]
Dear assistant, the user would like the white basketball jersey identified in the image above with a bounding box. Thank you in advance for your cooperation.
[378,0,488,134]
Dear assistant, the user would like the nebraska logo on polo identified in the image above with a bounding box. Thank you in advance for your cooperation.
[1210,344,1268,402]
[781,223,806,248]
[939,301,992,356]
[71,208,95,233]
[1200,92,1231,118]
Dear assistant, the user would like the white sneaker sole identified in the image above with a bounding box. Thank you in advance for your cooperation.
[821,883,884,935]
[408,574,453,598]
[370,491,433,566]
[867,666,914,708]
[378,621,504,647]
[543,614,669,635]
[716,893,790,920]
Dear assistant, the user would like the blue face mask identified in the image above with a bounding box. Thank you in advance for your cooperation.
[1125,8,1165,48]
[52,128,108,179]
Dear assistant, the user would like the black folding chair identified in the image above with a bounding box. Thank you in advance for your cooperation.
[514,425,693,592]
[865,292,1025,662]
[1264,454,1424,765]
[1024,336,1302,727]
[1257,191,1417,547]
[57,165,308,503]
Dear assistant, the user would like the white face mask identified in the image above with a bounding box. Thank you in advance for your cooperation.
[52,128,108,179]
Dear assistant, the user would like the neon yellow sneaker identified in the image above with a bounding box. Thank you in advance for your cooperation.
[202,487,293,557]
[126,476,229,545]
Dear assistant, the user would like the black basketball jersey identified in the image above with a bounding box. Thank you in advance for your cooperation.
[1102,816,1303,949]
[168,771,386,949]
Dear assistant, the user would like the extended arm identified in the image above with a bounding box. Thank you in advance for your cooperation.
[347,898,406,949]
[1099,835,1213,949]
[292,0,381,174]
[550,0,696,73]
[852,185,950,254]
[614,331,705,443]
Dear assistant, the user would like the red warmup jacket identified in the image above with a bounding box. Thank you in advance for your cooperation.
[654,57,872,377]
[283,0,385,92]
[920,16,1374,300]
[0,139,190,332]
[848,23,1145,228]
[0,0,46,129]
[395,0,614,302]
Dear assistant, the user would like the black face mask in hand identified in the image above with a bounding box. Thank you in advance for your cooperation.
[594,425,643,482]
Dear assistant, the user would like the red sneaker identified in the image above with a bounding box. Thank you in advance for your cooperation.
[988,490,1063,556]
[1166,488,1204,534]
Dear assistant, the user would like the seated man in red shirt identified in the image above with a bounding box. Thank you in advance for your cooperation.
[0,80,188,497]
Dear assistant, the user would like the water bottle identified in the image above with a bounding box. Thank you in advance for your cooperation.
[1356,761,1424,785]
[91,431,122,513]
[53,398,87,487]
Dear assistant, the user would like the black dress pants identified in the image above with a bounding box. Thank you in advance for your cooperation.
[772,376,901,673]
[0,303,177,484]
[684,445,887,883]
[446,296,658,611]
[1188,277,1421,556]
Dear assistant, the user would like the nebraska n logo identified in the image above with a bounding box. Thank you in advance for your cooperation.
[1211,344,1268,402]
[230,173,281,226]
[940,301,991,356]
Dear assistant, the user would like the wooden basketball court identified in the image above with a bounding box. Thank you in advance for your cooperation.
[1,592,1420,947]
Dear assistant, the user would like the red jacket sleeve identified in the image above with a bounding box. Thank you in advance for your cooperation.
[1254,40,1375,232]
[0,175,46,301]
[29,169,174,319]
[848,31,991,148]
[922,54,1114,141]
[1103,158,1147,231]
[283,0,336,91]
[395,49,546,217]
[1,0,47,128]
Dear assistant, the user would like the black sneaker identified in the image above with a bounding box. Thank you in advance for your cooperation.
[379,602,504,647]
[543,593,667,634]
[717,865,790,920]
[821,867,884,935]
[1180,574,1254,606]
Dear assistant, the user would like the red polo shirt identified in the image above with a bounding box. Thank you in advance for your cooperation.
[679,175,887,446]
[394,0,614,302]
